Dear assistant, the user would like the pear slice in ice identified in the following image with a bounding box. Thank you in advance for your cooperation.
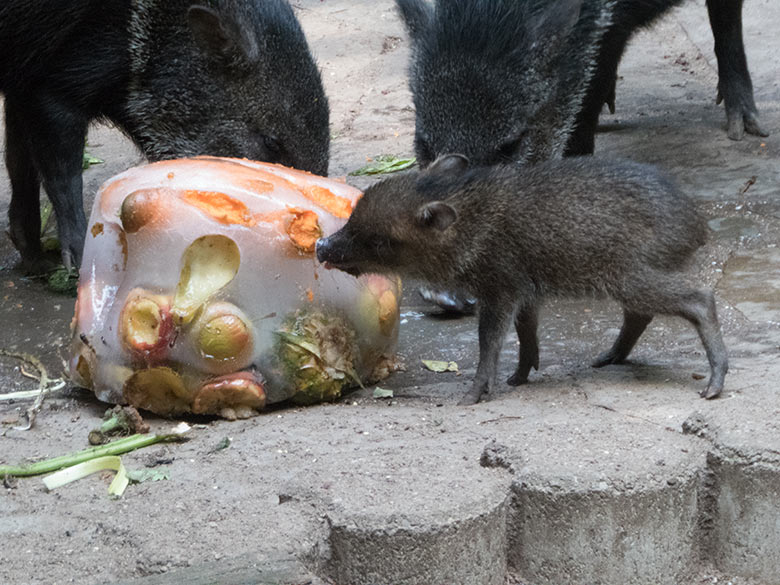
[123,367,191,416]
[192,302,254,374]
[172,235,240,325]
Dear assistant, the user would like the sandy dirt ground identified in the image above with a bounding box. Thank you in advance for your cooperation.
[1,1,779,584]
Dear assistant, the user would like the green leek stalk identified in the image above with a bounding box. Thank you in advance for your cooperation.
[0,433,185,478]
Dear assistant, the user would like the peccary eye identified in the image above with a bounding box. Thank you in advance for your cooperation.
[263,135,283,154]
[496,137,523,161]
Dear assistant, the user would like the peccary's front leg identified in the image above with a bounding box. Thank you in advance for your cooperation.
[506,304,539,386]
[564,24,632,157]
[459,300,513,406]
[26,97,89,271]
[592,309,653,367]
[5,97,46,273]
[706,0,768,140]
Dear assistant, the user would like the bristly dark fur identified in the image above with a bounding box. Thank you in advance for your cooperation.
[317,155,728,404]
[0,0,329,272]
[397,0,767,168]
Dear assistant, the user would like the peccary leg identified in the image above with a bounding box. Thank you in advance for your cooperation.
[706,0,768,140]
[592,310,653,368]
[676,288,728,399]
[506,304,539,386]
[23,97,89,271]
[460,301,513,406]
[5,97,46,273]
[619,277,728,399]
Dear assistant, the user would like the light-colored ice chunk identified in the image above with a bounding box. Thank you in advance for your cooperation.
[70,157,400,418]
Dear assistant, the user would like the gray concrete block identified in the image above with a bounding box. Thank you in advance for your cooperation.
[684,381,780,583]
[710,460,780,583]
[509,480,700,585]
[326,496,509,585]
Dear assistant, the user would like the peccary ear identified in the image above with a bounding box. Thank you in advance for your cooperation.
[427,154,470,176]
[396,0,433,42]
[188,5,259,65]
[416,201,458,231]
[526,0,582,66]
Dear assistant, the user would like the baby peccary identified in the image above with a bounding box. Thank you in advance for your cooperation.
[316,155,728,405]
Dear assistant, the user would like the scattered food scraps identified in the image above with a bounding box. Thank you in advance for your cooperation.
[88,406,150,445]
[0,431,188,478]
[43,455,128,497]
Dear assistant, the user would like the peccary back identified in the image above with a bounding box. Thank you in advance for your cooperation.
[321,157,707,297]
[1,0,329,271]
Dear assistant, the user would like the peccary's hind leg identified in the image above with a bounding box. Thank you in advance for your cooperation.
[506,304,539,386]
[619,275,728,399]
[706,0,768,139]
[592,309,653,367]
[676,288,728,399]
[459,300,513,406]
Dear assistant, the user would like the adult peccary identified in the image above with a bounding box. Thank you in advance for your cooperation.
[316,154,728,405]
[1,0,329,272]
[396,0,768,167]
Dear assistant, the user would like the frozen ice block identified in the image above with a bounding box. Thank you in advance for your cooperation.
[70,157,400,419]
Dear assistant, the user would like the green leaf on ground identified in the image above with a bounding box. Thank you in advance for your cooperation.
[126,467,171,484]
[47,267,78,297]
[349,155,416,176]
[421,359,459,373]
[210,437,232,452]
[83,150,104,170]
[373,387,394,399]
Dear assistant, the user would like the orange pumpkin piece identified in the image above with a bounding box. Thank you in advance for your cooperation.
[302,185,354,219]
[286,208,322,253]
[181,190,257,227]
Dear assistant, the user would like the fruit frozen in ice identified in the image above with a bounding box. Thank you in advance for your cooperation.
[275,309,360,405]
[120,189,175,233]
[119,289,174,363]
[192,371,266,419]
[191,302,254,374]
[172,235,240,325]
[70,157,401,419]
[123,367,191,417]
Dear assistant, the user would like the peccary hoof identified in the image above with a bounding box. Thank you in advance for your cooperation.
[506,372,529,386]
[17,252,60,277]
[699,382,723,400]
[458,388,484,406]
[591,351,626,368]
[418,286,477,315]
